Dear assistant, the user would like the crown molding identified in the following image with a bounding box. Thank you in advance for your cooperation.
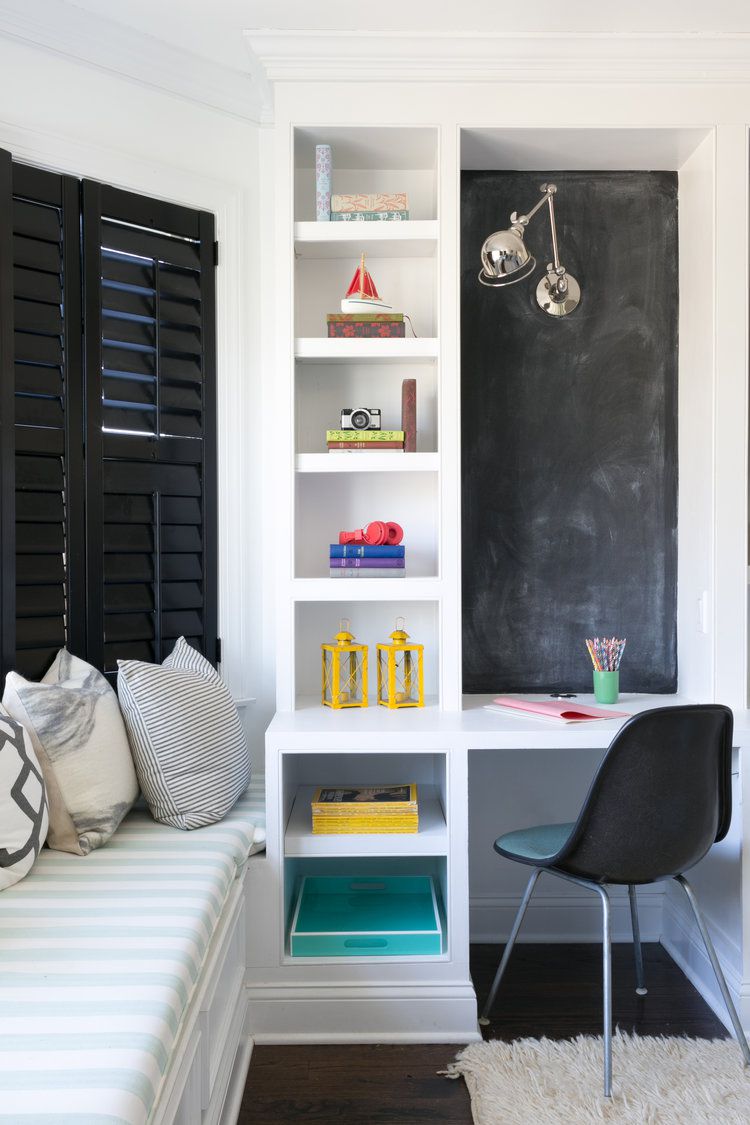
[0,0,268,124]
[244,29,750,86]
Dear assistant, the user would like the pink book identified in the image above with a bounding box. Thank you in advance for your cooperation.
[485,696,629,723]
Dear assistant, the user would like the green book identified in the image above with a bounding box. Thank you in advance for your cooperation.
[330,210,410,222]
[326,430,405,442]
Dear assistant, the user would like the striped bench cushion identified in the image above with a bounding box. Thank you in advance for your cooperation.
[0,781,265,1124]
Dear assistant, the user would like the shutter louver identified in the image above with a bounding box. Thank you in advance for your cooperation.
[83,184,217,679]
[10,164,84,680]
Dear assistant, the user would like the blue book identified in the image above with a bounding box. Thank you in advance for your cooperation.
[330,544,406,559]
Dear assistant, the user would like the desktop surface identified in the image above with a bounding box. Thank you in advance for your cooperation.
[268,694,699,750]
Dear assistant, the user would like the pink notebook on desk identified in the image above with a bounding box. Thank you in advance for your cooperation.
[485,696,629,724]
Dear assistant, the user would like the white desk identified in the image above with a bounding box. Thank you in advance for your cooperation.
[252,694,741,1044]
[269,692,698,748]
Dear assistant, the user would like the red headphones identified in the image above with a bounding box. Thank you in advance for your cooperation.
[339,521,404,546]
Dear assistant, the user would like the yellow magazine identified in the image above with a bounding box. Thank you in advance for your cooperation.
[311,784,417,812]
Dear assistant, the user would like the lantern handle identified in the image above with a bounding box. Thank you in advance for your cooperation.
[395,615,405,631]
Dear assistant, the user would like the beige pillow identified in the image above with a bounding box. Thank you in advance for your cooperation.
[3,651,138,854]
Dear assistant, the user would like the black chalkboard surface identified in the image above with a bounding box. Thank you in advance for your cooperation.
[461,171,678,694]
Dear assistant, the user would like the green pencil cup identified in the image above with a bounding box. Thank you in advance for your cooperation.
[593,670,619,704]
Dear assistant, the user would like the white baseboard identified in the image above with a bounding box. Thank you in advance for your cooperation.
[218,1035,254,1125]
[470,885,664,943]
[244,985,480,1044]
[660,890,747,1035]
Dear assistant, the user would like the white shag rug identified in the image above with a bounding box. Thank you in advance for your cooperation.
[443,1033,750,1124]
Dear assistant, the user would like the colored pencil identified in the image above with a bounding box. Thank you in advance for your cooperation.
[585,636,626,672]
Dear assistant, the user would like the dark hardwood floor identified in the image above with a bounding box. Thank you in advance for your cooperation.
[241,943,729,1124]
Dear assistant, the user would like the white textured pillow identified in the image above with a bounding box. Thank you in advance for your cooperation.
[3,651,138,855]
[117,637,251,830]
[0,706,49,889]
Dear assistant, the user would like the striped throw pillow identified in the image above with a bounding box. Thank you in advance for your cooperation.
[117,638,251,830]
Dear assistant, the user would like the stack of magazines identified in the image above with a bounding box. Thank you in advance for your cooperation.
[310,784,418,834]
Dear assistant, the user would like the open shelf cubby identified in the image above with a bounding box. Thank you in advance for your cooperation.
[295,254,436,339]
[295,360,438,455]
[293,126,439,223]
[281,751,448,859]
[282,855,449,964]
[295,470,438,578]
[293,599,440,708]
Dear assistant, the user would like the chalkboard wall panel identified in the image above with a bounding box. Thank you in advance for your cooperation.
[461,171,678,694]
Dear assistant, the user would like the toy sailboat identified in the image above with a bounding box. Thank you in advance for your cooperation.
[341,253,393,314]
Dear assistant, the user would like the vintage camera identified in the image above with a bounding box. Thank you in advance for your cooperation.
[340,408,382,431]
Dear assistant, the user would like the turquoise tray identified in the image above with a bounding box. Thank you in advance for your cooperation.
[290,874,443,957]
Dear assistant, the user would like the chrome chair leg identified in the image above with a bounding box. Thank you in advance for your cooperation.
[628,885,648,995]
[675,874,750,1067]
[599,884,613,1098]
[548,870,613,1098]
[479,867,542,1026]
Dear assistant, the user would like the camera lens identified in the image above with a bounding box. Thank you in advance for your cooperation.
[350,410,370,430]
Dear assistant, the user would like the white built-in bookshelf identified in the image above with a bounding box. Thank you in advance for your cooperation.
[261,124,460,1002]
[275,124,453,714]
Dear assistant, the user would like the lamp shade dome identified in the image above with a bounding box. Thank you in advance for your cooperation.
[478,226,537,287]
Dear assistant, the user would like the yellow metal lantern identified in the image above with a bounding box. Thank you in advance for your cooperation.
[376,617,424,709]
[321,619,368,709]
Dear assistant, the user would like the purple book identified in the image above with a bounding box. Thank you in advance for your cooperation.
[328,557,405,569]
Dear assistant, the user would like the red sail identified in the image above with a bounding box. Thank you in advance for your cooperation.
[345,264,380,300]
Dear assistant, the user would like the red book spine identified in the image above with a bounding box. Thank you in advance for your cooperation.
[327,322,406,338]
[401,377,417,452]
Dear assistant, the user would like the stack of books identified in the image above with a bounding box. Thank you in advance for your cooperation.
[326,313,405,338]
[326,429,404,452]
[329,542,406,579]
[330,192,409,222]
[311,784,418,834]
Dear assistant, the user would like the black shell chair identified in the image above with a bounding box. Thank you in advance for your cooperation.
[479,705,749,1097]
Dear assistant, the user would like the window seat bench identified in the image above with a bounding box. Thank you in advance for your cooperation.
[0,782,266,1125]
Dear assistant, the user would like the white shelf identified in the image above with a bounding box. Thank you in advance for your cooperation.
[296,452,439,473]
[284,785,448,857]
[294,220,438,258]
[295,337,438,363]
[291,577,442,601]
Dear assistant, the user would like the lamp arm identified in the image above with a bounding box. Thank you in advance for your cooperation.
[546,191,562,272]
[509,185,553,229]
[511,183,566,275]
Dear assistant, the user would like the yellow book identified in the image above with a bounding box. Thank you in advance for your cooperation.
[312,822,419,835]
[313,815,418,828]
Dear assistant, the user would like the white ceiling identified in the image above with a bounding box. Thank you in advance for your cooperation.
[61,0,750,75]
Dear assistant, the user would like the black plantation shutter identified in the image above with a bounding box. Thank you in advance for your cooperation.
[0,149,14,678]
[9,161,84,680]
[82,183,217,680]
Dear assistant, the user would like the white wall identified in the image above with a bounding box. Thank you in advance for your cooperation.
[0,33,271,768]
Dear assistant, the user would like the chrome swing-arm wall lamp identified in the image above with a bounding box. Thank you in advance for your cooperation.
[478,183,581,317]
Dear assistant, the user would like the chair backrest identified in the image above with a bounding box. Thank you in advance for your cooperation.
[554,705,733,885]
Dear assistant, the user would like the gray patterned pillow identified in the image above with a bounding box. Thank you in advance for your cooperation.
[3,651,138,855]
[117,637,251,830]
[0,706,49,890]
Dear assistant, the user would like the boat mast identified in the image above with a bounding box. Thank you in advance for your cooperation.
[359,252,366,299]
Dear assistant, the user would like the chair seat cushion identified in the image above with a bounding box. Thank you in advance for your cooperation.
[495,821,575,864]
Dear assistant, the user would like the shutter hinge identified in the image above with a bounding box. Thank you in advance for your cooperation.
[213,240,219,267]
[216,637,222,665]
